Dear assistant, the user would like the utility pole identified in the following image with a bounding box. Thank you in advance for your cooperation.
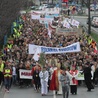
[94,0,96,15]
[88,0,91,34]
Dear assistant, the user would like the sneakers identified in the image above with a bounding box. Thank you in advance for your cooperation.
[6,90,9,93]
[87,89,91,92]
[41,94,47,96]
[4,88,7,92]
[5,88,9,93]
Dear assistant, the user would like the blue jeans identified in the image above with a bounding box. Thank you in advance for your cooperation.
[4,77,11,90]
[12,75,17,85]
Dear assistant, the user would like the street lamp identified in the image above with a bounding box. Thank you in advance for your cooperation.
[88,0,91,34]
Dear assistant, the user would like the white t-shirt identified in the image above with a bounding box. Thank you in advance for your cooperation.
[12,67,16,75]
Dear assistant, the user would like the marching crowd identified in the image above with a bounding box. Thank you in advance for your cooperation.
[0,12,98,98]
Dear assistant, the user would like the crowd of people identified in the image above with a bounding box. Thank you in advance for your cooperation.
[0,12,98,98]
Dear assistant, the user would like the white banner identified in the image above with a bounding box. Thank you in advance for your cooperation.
[77,71,93,80]
[71,19,79,27]
[33,47,41,61]
[29,44,38,54]
[63,20,70,28]
[31,15,40,19]
[19,69,32,79]
[29,42,81,54]
[39,18,53,24]
[31,8,60,14]
[19,69,93,80]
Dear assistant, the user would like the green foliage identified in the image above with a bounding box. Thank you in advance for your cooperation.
[90,32,98,43]
[38,52,46,67]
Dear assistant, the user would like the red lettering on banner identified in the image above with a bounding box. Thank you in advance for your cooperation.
[63,0,68,2]
[21,72,31,76]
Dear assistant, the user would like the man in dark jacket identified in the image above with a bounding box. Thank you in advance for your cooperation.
[83,62,94,91]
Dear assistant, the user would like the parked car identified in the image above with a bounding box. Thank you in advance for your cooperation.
[87,16,98,27]
[90,4,98,11]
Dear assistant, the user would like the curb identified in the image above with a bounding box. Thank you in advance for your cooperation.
[74,16,88,18]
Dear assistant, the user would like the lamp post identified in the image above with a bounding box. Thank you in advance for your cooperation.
[88,0,91,34]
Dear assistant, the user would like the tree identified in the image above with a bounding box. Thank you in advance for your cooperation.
[38,53,46,67]
[0,0,32,49]
[80,0,91,34]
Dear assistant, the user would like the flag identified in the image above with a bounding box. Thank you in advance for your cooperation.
[71,19,79,28]
[33,48,41,61]
[63,20,70,28]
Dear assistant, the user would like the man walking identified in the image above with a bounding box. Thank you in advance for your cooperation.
[0,58,5,87]
[83,62,94,91]
[3,62,12,92]
[60,68,70,98]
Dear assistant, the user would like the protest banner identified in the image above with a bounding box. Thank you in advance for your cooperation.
[31,15,40,19]
[29,44,38,54]
[39,18,53,24]
[77,71,93,80]
[45,14,59,18]
[19,69,32,79]
[19,69,93,80]
[29,42,81,54]
[31,8,60,16]
[56,27,82,36]
[77,71,84,80]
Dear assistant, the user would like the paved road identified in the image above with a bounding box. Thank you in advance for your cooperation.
[85,9,98,16]
[0,87,5,98]
[73,16,98,33]
[1,86,98,98]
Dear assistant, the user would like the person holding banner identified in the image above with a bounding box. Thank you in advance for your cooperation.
[33,66,41,92]
[17,62,25,88]
[66,65,79,95]
[31,62,41,89]
[31,62,41,76]
[39,66,49,96]
[24,61,31,88]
